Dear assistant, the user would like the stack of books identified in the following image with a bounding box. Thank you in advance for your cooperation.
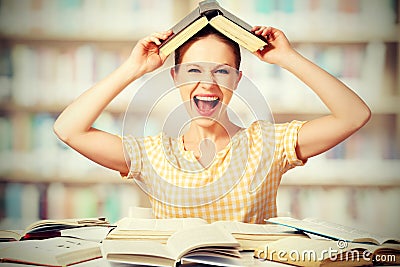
[102,217,302,266]
[0,217,112,266]
[254,217,400,266]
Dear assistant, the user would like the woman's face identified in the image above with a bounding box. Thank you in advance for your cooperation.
[171,35,242,128]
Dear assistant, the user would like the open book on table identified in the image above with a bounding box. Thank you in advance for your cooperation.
[0,217,110,241]
[212,220,307,250]
[0,236,102,266]
[159,0,268,56]
[103,224,242,267]
[254,236,400,267]
[106,217,303,250]
[266,217,400,245]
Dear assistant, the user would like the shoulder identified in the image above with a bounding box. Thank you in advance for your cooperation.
[122,132,166,150]
[246,120,274,135]
[246,120,307,157]
[274,120,307,137]
[246,120,306,137]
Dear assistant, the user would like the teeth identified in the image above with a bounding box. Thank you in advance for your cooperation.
[194,96,219,101]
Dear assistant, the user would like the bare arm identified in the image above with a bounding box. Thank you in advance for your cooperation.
[252,26,371,161]
[53,31,172,175]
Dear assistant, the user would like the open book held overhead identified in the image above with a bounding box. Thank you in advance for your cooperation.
[159,0,268,56]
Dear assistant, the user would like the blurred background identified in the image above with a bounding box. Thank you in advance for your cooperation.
[0,0,399,236]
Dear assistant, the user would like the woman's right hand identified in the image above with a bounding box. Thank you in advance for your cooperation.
[128,30,173,77]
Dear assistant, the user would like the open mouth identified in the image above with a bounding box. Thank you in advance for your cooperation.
[193,95,220,116]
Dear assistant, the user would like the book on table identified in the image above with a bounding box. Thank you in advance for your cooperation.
[105,217,304,250]
[266,217,400,245]
[253,236,400,267]
[105,217,208,243]
[159,0,268,56]
[0,236,102,266]
[211,220,307,250]
[259,217,400,266]
[102,223,242,267]
[0,217,110,241]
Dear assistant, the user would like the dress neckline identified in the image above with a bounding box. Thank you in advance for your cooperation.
[177,126,246,161]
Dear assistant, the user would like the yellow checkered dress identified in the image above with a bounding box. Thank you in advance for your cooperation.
[123,120,306,223]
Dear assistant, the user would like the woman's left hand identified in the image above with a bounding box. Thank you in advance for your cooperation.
[252,26,295,67]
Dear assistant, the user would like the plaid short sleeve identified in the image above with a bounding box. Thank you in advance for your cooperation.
[121,135,143,179]
[275,120,307,174]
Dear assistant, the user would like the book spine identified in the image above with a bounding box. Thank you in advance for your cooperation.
[4,183,22,226]
[47,182,66,219]
[0,46,13,103]
[0,181,151,228]
[198,0,221,13]
[21,183,40,224]
[7,44,133,107]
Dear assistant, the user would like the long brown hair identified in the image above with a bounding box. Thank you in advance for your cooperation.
[174,25,241,70]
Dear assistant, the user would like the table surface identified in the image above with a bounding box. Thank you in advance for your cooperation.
[1,251,398,267]
[0,251,290,267]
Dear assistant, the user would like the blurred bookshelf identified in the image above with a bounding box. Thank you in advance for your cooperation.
[0,0,399,235]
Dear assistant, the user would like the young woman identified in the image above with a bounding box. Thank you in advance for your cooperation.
[53,25,371,223]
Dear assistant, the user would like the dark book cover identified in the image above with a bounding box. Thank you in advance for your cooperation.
[159,1,220,49]
[159,0,268,52]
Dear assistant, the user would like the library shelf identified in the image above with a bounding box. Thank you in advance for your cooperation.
[0,0,400,199]
[1,159,399,187]
[268,96,400,115]
[0,169,127,184]
[1,26,399,44]
[1,95,399,116]
[288,28,400,44]
[0,1,398,231]
[281,159,400,187]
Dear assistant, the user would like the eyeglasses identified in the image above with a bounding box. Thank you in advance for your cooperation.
[173,62,240,90]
